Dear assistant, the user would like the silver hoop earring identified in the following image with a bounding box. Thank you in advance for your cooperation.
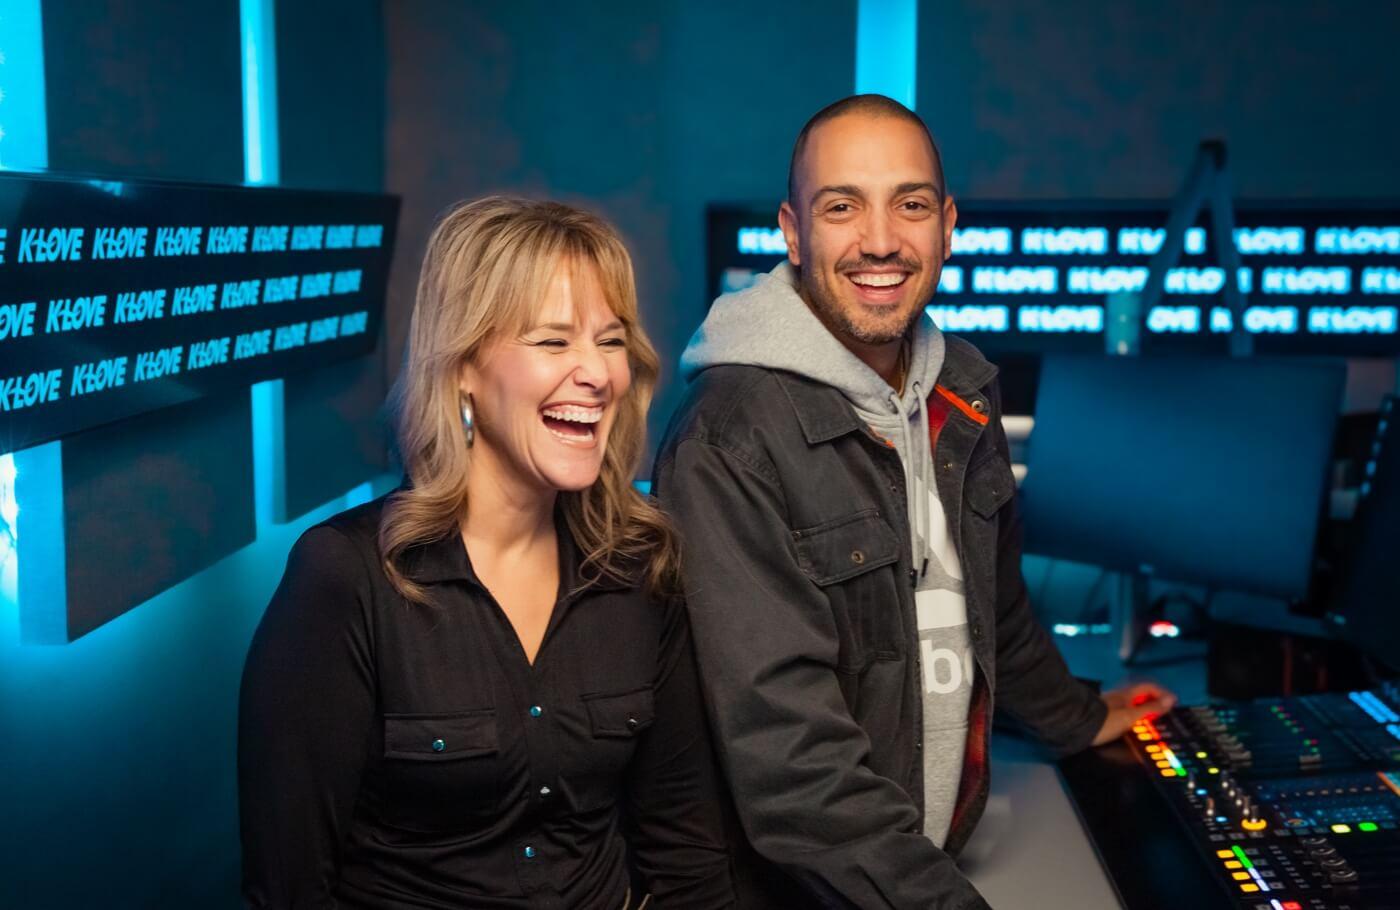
[460,392,475,448]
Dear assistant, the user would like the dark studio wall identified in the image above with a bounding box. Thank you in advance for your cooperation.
[383,0,857,458]
[0,2,387,907]
[918,0,1400,200]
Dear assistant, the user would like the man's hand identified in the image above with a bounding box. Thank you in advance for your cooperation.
[1091,681,1179,746]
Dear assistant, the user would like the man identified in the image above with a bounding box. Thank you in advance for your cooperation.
[653,95,1175,909]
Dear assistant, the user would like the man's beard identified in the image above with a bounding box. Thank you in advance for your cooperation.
[796,259,929,346]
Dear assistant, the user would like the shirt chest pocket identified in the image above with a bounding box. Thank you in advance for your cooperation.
[794,509,904,671]
[566,687,655,811]
[379,709,502,832]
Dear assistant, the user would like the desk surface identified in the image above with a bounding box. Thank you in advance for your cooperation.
[960,634,1212,909]
[961,736,1123,909]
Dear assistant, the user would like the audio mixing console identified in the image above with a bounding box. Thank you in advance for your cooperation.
[1062,684,1400,909]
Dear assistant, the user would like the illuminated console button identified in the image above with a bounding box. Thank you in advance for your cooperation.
[1224,860,1242,869]
[1332,823,1353,834]
[1231,871,1250,881]
[1241,818,1268,831]
[1216,849,1236,859]
[1239,883,1259,893]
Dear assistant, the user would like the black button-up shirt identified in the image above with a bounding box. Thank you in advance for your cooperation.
[239,496,734,909]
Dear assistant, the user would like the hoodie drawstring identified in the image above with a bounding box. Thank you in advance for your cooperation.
[894,382,932,581]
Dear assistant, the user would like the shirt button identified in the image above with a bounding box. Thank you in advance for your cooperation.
[523,845,537,858]
[539,786,552,797]
[431,739,445,752]
[529,705,543,718]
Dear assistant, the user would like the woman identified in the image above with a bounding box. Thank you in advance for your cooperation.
[239,197,734,909]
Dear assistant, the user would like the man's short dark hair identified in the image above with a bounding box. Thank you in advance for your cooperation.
[787,94,945,206]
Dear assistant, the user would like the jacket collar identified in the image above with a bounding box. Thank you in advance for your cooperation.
[775,333,999,445]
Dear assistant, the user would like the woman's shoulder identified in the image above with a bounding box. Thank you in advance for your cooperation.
[285,493,390,585]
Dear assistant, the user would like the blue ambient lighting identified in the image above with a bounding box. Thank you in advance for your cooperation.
[855,0,916,108]
[241,0,287,525]
[0,0,50,613]
[240,0,278,186]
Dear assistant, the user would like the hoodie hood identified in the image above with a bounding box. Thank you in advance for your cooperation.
[681,262,945,421]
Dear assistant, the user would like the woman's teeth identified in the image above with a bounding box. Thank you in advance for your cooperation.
[542,405,602,424]
[542,405,602,442]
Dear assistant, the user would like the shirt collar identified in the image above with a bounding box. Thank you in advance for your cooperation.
[402,502,634,595]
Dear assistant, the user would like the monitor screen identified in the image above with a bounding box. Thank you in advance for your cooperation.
[1019,355,1345,601]
[1338,396,1400,670]
[707,201,1400,358]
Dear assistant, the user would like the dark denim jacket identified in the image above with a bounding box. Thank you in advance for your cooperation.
[654,334,1107,910]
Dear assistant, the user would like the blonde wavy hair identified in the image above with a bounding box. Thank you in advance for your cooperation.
[380,196,678,602]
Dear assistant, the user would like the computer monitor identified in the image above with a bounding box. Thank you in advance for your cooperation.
[1021,356,1345,606]
[1337,395,1400,671]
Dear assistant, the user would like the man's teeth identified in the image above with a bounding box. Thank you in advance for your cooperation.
[850,273,907,287]
[542,405,603,424]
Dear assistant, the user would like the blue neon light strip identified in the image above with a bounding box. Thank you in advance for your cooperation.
[855,0,916,108]
[240,0,279,186]
[241,0,286,524]
[0,0,49,171]
[0,0,50,612]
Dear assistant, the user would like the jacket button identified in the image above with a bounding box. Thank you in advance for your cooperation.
[539,786,552,797]
[529,705,543,718]
[851,549,866,565]
[431,739,445,752]
[971,399,987,413]
[523,845,537,859]
[943,461,954,471]
[627,715,640,730]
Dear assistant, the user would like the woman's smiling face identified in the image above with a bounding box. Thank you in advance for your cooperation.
[460,258,632,496]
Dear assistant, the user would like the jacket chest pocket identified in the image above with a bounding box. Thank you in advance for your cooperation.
[961,455,1016,635]
[568,687,656,810]
[965,455,1015,522]
[794,509,904,672]
[379,709,502,832]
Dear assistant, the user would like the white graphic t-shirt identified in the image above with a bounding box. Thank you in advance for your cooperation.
[913,474,974,847]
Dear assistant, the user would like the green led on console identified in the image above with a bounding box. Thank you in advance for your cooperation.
[1358,822,1379,832]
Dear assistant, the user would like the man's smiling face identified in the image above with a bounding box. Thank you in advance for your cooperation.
[780,111,956,353]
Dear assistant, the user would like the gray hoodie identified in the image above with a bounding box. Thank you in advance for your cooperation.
[681,261,974,847]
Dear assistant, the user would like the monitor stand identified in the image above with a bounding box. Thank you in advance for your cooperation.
[1111,571,1153,664]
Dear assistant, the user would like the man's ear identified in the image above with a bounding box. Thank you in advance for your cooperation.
[942,194,958,263]
[778,201,802,268]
